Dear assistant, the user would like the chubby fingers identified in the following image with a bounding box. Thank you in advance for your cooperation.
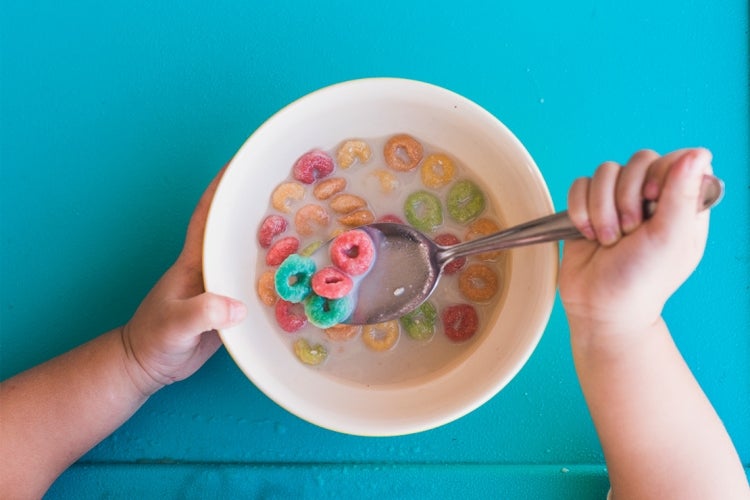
[568,149,662,246]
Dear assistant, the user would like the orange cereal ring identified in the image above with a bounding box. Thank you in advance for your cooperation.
[336,139,372,168]
[272,182,305,214]
[384,134,423,172]
[295,204,330,236]
[313,177,347,200]
[338,209,375,227]
[325,324,361,341]
[362,320,400,352]
[369,169,399,193]
[420,153,455,189]
[466,217,501,261]
[257,269,278,306]
[329,193,367,214]
[458,263,499,302]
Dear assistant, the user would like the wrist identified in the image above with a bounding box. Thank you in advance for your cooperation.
[117,326,166,398]
[567,312,665,353]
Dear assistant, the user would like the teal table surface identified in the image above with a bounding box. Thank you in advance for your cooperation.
[2,1,748,498]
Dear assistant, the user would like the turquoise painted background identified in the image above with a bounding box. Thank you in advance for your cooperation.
[1,1,747,498]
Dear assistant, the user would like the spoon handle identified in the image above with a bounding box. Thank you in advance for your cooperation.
[437,174,724,264]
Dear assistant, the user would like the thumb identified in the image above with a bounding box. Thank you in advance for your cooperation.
[647,148,711,243]
[166,292,247,336]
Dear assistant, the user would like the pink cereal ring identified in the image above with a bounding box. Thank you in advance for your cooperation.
[258,215,288,249]
[292,150,335,184]
[275,299,307,333]
[330,229,375,276]
[266,236,300,266]
[312,266,354,299]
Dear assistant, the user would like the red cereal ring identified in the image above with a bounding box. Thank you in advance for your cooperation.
[292,150,335,184]
[442,304,479,342]
[258,215,288,249]
[384,134,424,172]
[433,233,465,275]
[377,214,405,224]
[330,229,375,276]
[311,266,354,299]
[266,236,300,266]
[275,299,308,333]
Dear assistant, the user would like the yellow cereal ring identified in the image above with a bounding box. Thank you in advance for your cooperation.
[465,217,501,261]
[369,169,399,193]
[271,182,305,214]
[336,139,371,168]
[295,204,330,237]
[313,177,347,200]
[257,269,278,306]
[293,338,328,366]
[362,320,400,352]
[384,134,423,172]
[458,263,499,302]
[420,153,455,189]
[325,324,361,341]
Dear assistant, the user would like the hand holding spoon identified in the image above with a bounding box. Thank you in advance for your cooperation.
[328,174,724,325]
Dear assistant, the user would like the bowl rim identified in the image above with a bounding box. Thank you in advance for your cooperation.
[203,77,559,436]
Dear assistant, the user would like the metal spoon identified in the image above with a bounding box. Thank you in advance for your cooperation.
[334,175,724,325]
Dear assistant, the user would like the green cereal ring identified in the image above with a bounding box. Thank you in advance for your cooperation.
[274,254,316,303]
[447,179,485,223]
[304,293,355,329]
[293,338,328,366]
[404,191,443,233]
[399,301,437,340]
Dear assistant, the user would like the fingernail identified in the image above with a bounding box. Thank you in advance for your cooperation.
[229,300,247,323]
[620,213,637,234]
[643,180,660,200]
[580,223,596,240]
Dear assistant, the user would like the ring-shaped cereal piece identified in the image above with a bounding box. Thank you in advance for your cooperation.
[433,233,466,275]
[369,169,399,193]
[257,269,278,306]
[420,153,456,189]
[271,182,305,214]
[324,324,361,341]
[295,204,330,237]
[404,191,443,233]
[442,304,479,342]
[266,236,300,266]
[384,134,423,172]
[275,299,308,333]
[399,301,437,341]
[292,150,335,184]
[447,179,486,223]
[458,263,499,302]
[362,320,400,352]
[299,240,323,257]
[466,217,502,261]
[293,338,328,366]
[336,139,372,168]
[311,266,354,299]
[304,293,355,329]
[330,229,375,276]
[258,214,288,249]
[313,177,347,200]
[274,254,316,303]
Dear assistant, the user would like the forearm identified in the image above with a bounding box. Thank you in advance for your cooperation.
[0,328,151,498]
[570,317,748,499]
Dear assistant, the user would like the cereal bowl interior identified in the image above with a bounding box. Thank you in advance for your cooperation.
[204,78,558,436]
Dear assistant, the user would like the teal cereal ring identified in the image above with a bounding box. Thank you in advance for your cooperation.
[274,254,316,303]
[293,338,328,366]
[404,191,443,232]
[304,293,355,329]
[399,301,437,340]
[447,179,485,223]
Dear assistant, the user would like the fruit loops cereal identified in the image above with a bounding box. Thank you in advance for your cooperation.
[256,136,511,384]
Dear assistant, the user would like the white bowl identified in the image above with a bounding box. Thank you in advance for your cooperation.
[203,78,557,436]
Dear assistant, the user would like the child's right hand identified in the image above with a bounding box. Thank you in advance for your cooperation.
[559,148,714,337]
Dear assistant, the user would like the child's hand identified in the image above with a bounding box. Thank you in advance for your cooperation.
[559,148,713,337]
[120,168,247,396]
